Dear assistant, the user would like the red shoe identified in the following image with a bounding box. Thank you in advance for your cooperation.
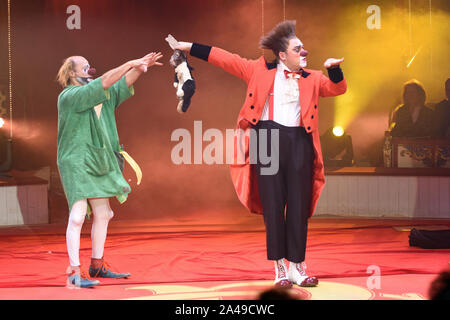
[298,276,319,287]
[274,279,293,288]
[288,262,319,287]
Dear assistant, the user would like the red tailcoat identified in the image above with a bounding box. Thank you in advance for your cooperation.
[192,44,347,217]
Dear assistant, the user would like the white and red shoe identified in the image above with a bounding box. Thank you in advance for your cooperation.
[288,262,319,287]
[273,260,293,288]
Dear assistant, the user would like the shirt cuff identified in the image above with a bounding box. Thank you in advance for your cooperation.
[327,66,344,83]
[190,43,212,61]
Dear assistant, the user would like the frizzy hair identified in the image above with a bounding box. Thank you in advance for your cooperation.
[56,57,76,88]
[259,20,297,59]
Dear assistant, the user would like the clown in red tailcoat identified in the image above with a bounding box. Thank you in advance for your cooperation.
[174,20,346,287]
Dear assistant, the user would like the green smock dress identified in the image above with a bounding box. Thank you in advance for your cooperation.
[57,76,134,213]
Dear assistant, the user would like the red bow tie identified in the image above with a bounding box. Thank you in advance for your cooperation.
[284,69,302,79]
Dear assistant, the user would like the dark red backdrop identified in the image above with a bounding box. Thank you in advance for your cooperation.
[0,0,448,222]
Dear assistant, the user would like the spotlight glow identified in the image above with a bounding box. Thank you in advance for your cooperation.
[0,117,4,128]
[333,6,449,134]
[407,46,423,68]
[333,126,344,137]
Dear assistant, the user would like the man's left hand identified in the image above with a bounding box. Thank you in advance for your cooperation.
[132,52,164,73]
[324,57,344,69]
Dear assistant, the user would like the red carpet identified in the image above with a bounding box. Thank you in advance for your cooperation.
[0,208,449,299]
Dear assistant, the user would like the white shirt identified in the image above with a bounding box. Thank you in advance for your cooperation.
[259,61,301,127]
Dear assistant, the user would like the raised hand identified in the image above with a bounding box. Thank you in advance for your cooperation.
[323,57,344,69]
[131,52,164,72]
[146,52,164,67]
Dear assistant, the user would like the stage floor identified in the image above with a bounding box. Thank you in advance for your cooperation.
[0,209,449,300]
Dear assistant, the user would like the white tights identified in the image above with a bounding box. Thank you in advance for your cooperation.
[66,198,114,267]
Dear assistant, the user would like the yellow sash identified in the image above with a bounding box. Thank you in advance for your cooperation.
[120,150,142,185]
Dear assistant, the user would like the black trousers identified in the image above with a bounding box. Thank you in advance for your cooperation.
[254,120,314,263]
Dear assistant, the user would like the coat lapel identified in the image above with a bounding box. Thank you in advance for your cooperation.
[256,60,277,109]
[261,68,277,98]
[298,70,314,115]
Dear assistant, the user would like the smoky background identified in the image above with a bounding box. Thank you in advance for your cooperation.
[0,0,448,222]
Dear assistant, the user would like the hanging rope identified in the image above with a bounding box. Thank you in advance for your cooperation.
[7,0,13,139]
[408,0,412,58]
[283,0,286,21]
[261,0,264,56]
[429,0,432,74]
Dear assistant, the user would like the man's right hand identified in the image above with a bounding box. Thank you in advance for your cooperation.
[173,42,193,52]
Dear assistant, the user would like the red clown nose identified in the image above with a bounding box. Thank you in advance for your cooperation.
[88,68,97,76]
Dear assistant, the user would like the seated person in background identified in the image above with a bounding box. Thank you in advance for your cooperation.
[433,78,450,139]
[389,79,435,138]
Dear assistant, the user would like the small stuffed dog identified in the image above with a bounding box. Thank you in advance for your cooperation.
[169,49,196,113]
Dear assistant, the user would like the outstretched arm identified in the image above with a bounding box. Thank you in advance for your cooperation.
[174,41,256,83]
[65,52,163,112]
[319,57,347,97]
[101,52,163,89]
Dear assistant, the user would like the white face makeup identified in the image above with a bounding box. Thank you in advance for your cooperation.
[297,42,308,68]
[81,64,91,75]
[280,37,308,71]
[72,57,93,85]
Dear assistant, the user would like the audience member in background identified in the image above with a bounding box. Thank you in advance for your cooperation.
[389,79,435,138]
[433,78,450,139]
[428,267,450,300]
[258,287,301,300]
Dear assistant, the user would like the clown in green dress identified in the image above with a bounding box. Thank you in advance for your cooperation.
[56,52,162,288]
[57,76,133,213]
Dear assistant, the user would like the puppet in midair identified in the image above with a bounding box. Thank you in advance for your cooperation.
[166,34,196,113]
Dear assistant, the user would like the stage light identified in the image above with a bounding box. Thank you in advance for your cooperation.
[321,126,354,167]
[332,126,344,137]
[0,117,4,128]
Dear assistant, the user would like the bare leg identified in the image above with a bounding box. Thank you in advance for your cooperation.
[88,198,114,260]
[66,199,88,273]
[87,198,130,279]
